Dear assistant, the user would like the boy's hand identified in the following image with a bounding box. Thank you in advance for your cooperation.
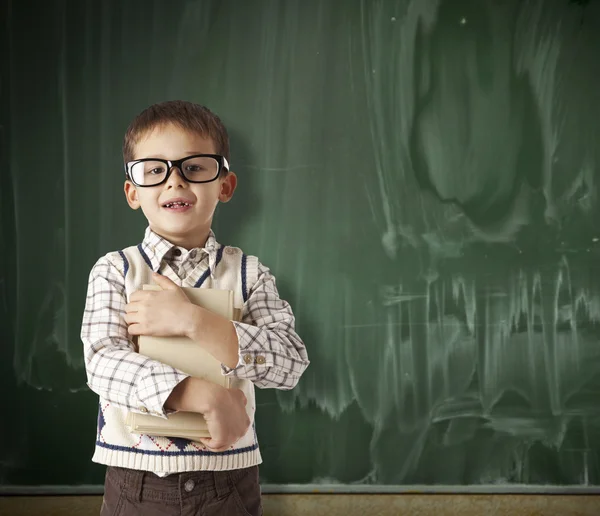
[124,272,193,337]
[199,384,250,452]
[166,378,250,451]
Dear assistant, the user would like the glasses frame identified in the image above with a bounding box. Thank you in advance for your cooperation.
[124,154,230,187]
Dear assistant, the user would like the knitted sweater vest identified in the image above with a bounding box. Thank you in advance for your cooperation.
[92,243,262,473]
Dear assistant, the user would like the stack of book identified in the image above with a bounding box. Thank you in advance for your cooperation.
[124,285,239,441]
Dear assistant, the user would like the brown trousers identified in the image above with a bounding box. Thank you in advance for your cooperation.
[100,465,262,516]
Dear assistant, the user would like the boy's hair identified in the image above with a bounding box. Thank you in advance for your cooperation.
[122,100,230,165]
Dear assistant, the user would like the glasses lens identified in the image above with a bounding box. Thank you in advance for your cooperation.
[131,160,168,186]
[181,156,219,182]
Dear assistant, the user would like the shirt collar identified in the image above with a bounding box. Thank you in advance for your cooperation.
[141,227,220,275]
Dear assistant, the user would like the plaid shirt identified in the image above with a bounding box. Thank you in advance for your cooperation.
[81,227,309,418]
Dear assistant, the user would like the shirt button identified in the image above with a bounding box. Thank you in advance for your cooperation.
[243,354,253,364]
[184,479,195,492]
[225,247,235,255]
[139,407,148,414]
[255,355,266,365]
[173,248,182,257]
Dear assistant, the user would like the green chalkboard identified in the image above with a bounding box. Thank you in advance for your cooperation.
[3,0,600,491]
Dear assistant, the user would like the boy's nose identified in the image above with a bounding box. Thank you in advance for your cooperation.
[166,166,187,187]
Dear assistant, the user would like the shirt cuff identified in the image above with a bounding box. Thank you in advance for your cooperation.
[221,322,273,375]
[133,363,189,419]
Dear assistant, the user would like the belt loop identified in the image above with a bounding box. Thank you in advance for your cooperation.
[213,470,230,499]
[124,469,145,502]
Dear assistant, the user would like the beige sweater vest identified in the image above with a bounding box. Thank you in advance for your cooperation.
[92,243,262,473]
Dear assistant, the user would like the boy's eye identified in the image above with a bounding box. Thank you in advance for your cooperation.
[185,165,205,172]
[145,165,166,175]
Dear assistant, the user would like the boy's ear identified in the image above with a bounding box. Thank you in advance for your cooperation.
[124,180,141,210]
[218,171,237,203]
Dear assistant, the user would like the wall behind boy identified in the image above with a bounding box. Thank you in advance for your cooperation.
[2,0,600,491]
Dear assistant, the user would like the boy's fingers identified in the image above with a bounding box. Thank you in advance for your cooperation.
[129,291,146,302]
[152,272,178,290]
[127,323,142,335]
[198,438,229,452]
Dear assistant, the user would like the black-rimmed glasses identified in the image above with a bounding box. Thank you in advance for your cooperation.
[125,154,229,187]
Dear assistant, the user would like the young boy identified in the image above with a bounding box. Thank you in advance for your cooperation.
[81,100,310,515]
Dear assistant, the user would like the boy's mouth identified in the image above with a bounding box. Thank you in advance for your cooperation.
[161,198,194,211]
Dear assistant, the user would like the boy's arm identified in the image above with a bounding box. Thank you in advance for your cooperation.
[220,262,310,389]
[81,256,189,418]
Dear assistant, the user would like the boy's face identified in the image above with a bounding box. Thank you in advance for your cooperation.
[124,123,237,249]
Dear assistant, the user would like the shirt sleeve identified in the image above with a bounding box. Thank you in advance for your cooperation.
[222,262,310,389]
[81,255,188,418]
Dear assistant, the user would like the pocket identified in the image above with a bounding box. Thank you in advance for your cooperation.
[228,467,262,516]
[99,493,125,516]
[229,488,253,516]
[101,468,125,516]
[203,488,252,516]
[204,467,262,516]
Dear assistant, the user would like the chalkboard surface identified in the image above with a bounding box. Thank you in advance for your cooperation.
[3,0,600,490]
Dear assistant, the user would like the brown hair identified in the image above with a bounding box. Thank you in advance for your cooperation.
[122,100,230,165]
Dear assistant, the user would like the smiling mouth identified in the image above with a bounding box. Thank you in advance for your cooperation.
[163,201,192,208]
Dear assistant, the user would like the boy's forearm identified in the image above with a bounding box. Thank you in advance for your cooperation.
[184,304,240,369]
[164,377,220,414]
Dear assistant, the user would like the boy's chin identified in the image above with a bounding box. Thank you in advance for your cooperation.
[151,222,201,237]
